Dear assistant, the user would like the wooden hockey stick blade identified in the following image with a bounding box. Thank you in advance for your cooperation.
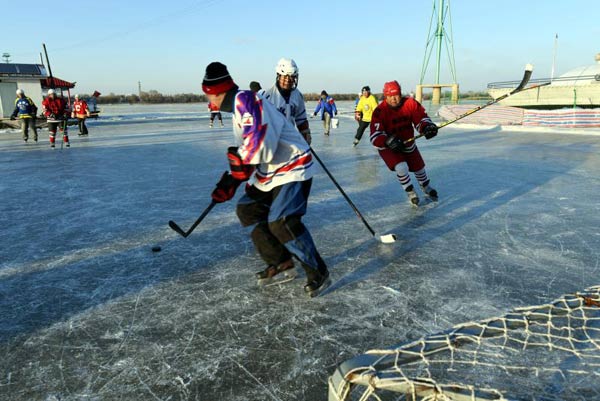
[168,220,188,237]
[378,233,397,244]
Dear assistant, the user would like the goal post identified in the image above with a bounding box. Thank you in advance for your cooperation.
[328,285,600,401]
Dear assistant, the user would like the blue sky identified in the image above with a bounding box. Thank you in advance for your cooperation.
[3,0,598,95]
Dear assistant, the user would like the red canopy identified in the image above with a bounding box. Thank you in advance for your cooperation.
[41,76,75,89]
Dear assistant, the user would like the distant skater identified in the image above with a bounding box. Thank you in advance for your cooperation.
[313,90,337,136]
[72,94,91,136]
[10,89,38,143]
[208,101,224,128]
[353,85,378,146]
[263,58,311,144]
[249,81,264,97]
[42,89,70,148]
[88,91,101,113]
[370,80,438,206]
[201,61,330,297]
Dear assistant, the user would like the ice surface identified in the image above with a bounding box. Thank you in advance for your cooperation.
[0,102,599,400]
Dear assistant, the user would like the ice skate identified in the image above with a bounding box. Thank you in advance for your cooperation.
[421,184,438,200]
[220,122,224,128]
[304,269,331,298]
[256,259,297,286]
[209,122,213,128]
[352,139,359,147]
[406,188,420,206]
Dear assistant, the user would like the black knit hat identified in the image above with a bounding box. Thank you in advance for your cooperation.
[362,86,371,92]
[249,81,262,92]
[202,62,236,95]
[321,90,328,96]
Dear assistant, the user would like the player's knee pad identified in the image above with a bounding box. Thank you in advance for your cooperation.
[394,161,409,176]
[269,215,306,244]
[236,201,265,227]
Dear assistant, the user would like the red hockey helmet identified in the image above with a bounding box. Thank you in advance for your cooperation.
[383,80,401,97]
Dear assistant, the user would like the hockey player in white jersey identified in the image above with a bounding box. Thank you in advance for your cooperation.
[263,58,312,145]
[201,61,330,297]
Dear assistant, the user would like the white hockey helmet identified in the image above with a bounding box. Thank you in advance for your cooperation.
[16,88,24,96]
[275,58,299,89]
[275,58,299,76]
[47,89,56,95]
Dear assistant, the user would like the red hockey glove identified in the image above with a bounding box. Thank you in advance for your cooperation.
[384,135,407,153]
[227,147,254,181]
[211,171,241,203]
[422,124,438,140]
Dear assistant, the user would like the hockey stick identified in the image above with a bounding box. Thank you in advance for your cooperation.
[310,147,397,244]
[168,201,216,238]
[405,64,548,144]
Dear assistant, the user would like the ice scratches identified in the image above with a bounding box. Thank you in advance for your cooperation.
[0,232,169,280]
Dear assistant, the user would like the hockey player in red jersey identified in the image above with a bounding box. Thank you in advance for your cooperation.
[42,89,70,148]
[207,101,224,128]
[71,94,91,136]
[370,80,438,206]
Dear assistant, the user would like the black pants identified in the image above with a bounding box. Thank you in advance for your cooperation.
[354,120,370,142]
[77,118,88,135]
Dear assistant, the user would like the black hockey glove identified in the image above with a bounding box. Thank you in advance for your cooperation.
[10,115,16,120]
[227,147,254,181]
[384,135,407,153]
[423,124,438,140]
[211,171,241,203]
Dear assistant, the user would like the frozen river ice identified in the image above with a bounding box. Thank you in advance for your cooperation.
[1,102,599,400]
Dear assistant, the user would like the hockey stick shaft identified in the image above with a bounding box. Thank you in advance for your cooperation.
[405,65,546,144]
[169,200,216,238]
[310,147,395,243]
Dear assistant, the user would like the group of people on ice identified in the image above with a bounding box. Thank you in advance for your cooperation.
[199,58,439,298]
[11,89,94,148]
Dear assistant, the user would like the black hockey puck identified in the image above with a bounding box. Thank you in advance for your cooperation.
[151,246,161,252]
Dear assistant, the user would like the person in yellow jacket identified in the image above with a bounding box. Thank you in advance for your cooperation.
[353,85,378,146]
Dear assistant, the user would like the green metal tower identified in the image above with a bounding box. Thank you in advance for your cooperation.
[420,0,457,86]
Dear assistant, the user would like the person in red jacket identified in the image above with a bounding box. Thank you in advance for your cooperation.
[71,94,91,136]
[208,101,224,128]
[369,80,438,206]
[42,89,70,148]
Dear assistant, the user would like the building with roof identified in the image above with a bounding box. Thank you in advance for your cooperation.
[0,63,75,119]
[487,53,600,109]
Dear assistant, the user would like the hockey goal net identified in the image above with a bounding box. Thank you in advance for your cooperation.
[329,285,600,401]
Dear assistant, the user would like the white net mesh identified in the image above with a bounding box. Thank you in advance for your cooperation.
[329,285,600,401]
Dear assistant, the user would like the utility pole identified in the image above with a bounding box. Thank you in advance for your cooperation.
[138,81,142,97]
[2,53,10,63]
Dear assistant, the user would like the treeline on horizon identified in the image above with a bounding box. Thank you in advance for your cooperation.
[85,89,491,105]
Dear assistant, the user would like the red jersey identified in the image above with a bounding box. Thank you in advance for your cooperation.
[72,100,89,116]
[370,97,432,150]
[370,97,433,172]
[42,96,68,118]
[208,102,220,112]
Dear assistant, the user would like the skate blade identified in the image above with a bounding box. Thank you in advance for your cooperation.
[307,277,332,298]
[257,268,298,287]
